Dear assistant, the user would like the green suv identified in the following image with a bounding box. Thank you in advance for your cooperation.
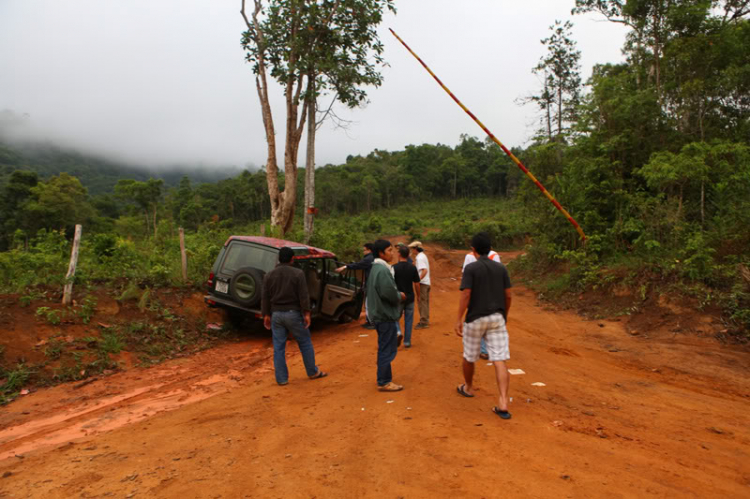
[205,236,364,324]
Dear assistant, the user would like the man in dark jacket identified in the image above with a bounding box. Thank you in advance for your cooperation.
[262,247,327,386]
[393,245,420,348]
[336,243,375,329]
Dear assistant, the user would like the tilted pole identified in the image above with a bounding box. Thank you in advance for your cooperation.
[389,28,586,241]
[179,228,188,282]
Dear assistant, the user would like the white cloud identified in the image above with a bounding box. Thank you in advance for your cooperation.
[0,0,628,168]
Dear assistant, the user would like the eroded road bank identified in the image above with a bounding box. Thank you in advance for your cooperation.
[1,246,749,498]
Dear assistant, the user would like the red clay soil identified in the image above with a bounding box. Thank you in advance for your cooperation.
[1,244,750,498]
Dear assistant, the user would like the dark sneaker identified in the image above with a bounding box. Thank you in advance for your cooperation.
[415,323,429,329]
[404,343,411,348]
[397,334,404,347]
[479,353,489,360]
[362,322,376,330]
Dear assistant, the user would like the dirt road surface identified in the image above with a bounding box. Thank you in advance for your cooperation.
[1,246,749,498]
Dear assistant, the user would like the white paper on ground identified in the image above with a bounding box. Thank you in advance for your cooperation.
[531,382,546,387]
[508,369,526,375]
[359,334,369,337]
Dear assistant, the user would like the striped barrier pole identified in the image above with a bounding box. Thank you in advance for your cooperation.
[389,28,586,241]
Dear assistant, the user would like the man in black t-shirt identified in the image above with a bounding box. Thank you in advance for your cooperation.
[454,233,513,420]
[393,245,421,348]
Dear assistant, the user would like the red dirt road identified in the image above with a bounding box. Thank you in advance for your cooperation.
[1,246,749,498]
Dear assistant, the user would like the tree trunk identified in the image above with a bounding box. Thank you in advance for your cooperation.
[304,76,316,244]
[545,80,552,141]
[257,72,282,230]
[557,84,563,138]
[652,7,664,111]
[700,178,705,229]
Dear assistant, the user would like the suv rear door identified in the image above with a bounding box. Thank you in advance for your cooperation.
[211,241,278,309]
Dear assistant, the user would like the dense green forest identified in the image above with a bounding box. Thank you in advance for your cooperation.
[0,1,748,334]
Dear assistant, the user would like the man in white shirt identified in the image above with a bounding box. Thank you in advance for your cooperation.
[409,241,431,329]
[462,249,501,270]
[461,244,501,359]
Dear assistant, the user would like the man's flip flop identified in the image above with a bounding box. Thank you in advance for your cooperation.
[378,382,404,392]
[456,384,474,398]
[492,407,512,420]
[309,371,328,380]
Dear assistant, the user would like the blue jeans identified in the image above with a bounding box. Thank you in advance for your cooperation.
[271,310,318,384]
[481,338,488,355]
[375,321,399,386]
[402,302,415,345]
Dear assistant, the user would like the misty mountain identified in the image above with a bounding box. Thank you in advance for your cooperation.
[0,137,247,195]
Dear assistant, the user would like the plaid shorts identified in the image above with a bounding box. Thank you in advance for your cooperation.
[463,313,509,362]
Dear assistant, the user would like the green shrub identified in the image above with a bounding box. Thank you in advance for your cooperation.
[99,332,124,355]
[92,233,117,260]
[35,306,62,325]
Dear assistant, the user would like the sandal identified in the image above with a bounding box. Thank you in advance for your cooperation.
[492,406,512,420]
[456,384,474,398]
[378,382,404,392]
[309,370,328,380]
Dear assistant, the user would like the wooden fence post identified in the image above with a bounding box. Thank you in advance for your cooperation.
[260,224,266,237]
[179,228,188,282]
[62,224,82,305]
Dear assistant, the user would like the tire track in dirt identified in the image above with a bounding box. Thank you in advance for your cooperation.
[0,340,275,461]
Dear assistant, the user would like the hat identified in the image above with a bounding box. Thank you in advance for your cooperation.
[407,241,423,248]
[396,242,407,247]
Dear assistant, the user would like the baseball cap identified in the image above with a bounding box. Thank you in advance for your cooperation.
[407,241,423,248]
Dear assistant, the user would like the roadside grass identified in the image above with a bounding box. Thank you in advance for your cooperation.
[0,363,33,405]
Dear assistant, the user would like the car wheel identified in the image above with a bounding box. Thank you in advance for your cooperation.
[229,267,265,308]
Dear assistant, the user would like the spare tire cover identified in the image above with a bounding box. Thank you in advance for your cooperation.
[229,267,265,308]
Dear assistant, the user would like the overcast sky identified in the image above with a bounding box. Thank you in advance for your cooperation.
[0,0,628,169]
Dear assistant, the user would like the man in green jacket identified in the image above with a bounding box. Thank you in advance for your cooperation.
[368,239,406,392]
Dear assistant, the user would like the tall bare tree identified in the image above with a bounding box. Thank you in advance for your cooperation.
[241,0,394,237]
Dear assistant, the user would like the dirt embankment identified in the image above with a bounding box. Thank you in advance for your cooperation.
[1,244,749,498]
[0,286,234,402]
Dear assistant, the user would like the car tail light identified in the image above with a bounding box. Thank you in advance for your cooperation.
[207,272,215,288]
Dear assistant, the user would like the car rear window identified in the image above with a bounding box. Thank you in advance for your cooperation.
[220,243,277,275]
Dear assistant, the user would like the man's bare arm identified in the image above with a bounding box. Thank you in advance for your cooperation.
[418,268,427,280]
[455,288,471,336]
